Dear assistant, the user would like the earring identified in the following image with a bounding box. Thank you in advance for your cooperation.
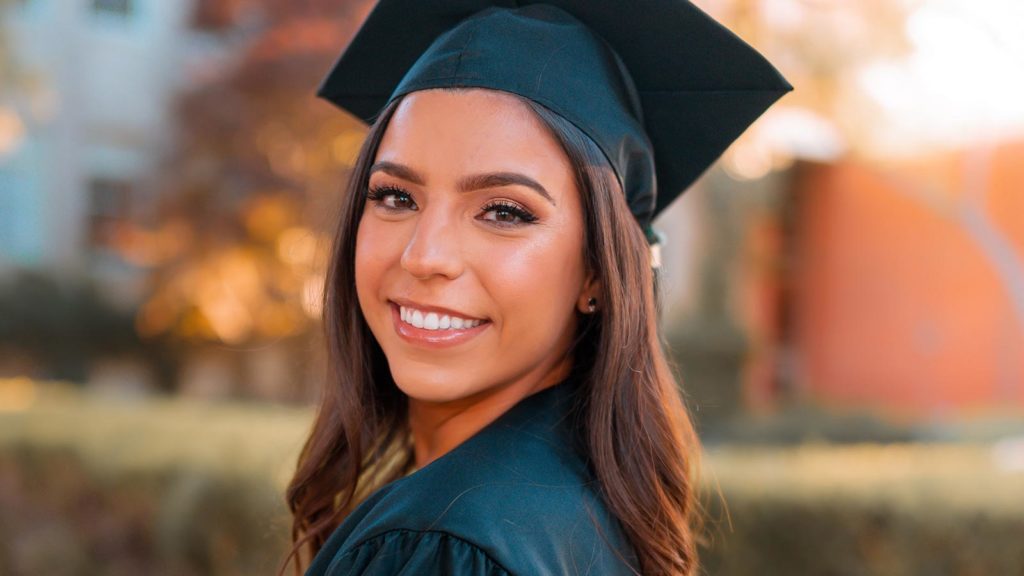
[586,297,597,313]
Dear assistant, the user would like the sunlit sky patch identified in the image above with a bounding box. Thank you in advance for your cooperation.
[858,0,1024,154]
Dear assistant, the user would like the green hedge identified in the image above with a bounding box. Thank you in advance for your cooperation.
[701,445,1024,575]
[2,380,1022,575]
[0,380,308,575]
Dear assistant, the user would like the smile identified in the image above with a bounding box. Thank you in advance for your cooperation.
[389,301,490,348]
[400,305,483,330]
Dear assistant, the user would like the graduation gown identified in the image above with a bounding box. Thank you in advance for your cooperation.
[305,378,640,575]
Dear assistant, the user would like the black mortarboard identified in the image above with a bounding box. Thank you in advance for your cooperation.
[317,0,792,236]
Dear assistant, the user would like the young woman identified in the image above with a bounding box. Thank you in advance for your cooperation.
[283,2,790,575]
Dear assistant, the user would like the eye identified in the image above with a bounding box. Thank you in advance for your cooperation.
[366,185,417,212]
[479,200,538,226]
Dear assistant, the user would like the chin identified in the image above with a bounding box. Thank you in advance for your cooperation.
[388,365,478,404]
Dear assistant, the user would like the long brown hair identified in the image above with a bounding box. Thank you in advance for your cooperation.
[282,89,704,575]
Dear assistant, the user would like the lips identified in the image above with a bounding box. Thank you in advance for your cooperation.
[399,305,483,330]
[388,300,490,348]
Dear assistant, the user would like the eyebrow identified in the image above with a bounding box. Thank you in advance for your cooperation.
[369,161,556,206]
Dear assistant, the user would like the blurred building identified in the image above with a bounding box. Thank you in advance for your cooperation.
[0,0,195,303]
[784,144,1024,416]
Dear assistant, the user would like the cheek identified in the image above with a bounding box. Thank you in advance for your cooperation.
[476,227,585,333]
[354,214,398,305]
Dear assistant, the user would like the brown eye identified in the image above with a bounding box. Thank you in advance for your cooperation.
[479,200,537,227]
[366,186,418,211]
[383,192,414,210]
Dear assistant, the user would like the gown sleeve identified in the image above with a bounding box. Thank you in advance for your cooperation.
[324,529,512,576]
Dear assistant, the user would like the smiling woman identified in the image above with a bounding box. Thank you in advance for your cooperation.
[281,2,790,575]
[357,89,589,418]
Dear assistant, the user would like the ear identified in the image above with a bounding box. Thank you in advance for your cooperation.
[576,270,602,314]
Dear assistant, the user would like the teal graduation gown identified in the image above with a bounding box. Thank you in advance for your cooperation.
[304,378,640,575]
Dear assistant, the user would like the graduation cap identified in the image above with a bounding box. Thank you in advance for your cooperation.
[317,0,792,240]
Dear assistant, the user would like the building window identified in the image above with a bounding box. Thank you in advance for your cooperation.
[92,0,133,18]
[87,177,133,250]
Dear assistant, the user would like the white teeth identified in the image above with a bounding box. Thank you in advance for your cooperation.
[424,312,439,330]
[398,305,482,331]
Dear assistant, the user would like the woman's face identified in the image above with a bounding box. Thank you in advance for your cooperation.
[355,88,590,404]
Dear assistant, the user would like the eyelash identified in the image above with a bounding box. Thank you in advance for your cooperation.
[365,185,415,210]
[365,185,539,226]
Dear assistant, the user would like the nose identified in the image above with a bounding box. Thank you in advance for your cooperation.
[400,205,465,280]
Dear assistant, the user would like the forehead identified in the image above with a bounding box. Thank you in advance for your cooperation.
[374,88,574,187]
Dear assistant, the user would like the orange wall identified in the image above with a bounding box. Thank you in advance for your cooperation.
[787,146,1024,416]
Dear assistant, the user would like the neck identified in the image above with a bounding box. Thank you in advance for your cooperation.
[406,357,572,469]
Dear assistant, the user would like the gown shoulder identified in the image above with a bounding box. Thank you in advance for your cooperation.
[322,529,511,575]
[305,381,640,576]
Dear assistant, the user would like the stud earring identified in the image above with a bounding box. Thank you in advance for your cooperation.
[587,297,597,313]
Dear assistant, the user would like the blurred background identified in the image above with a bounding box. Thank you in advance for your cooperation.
[1,0,1022,574]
